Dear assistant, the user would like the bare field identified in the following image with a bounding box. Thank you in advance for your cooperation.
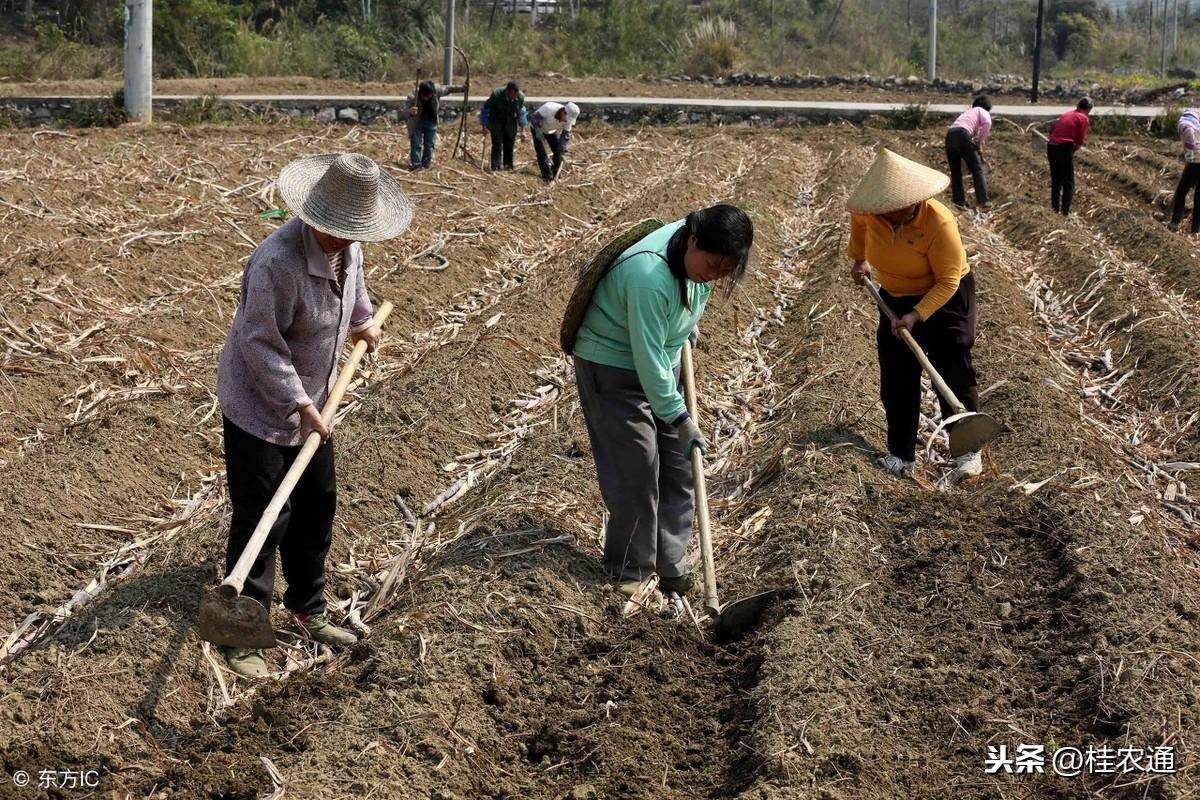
[0,122,1197,799]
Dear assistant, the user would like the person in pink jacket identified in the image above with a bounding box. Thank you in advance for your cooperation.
[944,95,992,208]
[1169,108,1200,234]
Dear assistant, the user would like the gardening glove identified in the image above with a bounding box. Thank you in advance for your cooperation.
[688,326,699,348]
[677,416,707,456]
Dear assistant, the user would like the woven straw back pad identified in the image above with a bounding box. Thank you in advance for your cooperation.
[560,218,665,354]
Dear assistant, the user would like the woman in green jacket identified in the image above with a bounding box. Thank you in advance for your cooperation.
[573,205,753,597]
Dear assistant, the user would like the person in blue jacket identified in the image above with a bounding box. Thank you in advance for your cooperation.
[572,205,753,598]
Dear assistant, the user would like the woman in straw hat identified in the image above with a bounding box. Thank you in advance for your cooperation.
[571,205,753,599]
[216,153,414,677]
[846,149,983,480]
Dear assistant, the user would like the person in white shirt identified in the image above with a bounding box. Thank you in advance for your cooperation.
[530,101,580,181]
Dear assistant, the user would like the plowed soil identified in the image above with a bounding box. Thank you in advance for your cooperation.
[0,119,1197,800]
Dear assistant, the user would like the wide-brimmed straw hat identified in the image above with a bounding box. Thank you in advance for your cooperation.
[278,152,414,242]
[846,148,950,215]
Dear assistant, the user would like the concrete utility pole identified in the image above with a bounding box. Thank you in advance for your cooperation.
[1174,0,1179,53]
[124,0,152,122]
[1162,0,1169,74]
[1032,0,1045,102]
[927,0,937,80]
[444,0,456,85]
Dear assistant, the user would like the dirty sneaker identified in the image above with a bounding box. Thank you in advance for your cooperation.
[222,646,269,679]
[953,450,983,478]
[616,577,663,617]
[876,454,915,477]
[616,579,655,599]
[658,574,696,596]
[297,613,358,647]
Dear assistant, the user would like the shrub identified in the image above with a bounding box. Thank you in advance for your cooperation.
[888,103,929,130]
[1090,111,1138,136]
[153,0,241,76]
[1148,104,1182,138]
[681,17,738,76]
[64,96,128,128]
[169,95,237,124]
[328,23,389,82]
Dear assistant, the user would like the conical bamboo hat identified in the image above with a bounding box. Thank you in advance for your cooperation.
[846,148,950,214]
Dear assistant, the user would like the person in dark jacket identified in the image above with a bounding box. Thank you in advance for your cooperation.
[481,80,527,171]
[407,80,441,170]
[1046,97,1093,216]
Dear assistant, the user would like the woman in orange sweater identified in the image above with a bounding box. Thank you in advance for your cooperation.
[846,149,982,479]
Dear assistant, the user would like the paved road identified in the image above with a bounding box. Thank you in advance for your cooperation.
[19,94,1167,119]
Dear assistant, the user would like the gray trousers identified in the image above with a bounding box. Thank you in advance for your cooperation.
[574,357,695,581]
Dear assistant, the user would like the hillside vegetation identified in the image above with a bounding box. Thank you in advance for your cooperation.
[1,0,1198,84]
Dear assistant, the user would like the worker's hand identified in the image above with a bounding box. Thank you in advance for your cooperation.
[891,311,921,338]
[298,403,330,444]
[678,417,707,456]
[408,107,418,117]
[850,260,871,286]
[351,323,382,354]
[688,326,699,348]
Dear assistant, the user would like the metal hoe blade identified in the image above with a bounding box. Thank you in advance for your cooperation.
[945,411,1003,458]
[712,590,779,641]
[197,586,277,649]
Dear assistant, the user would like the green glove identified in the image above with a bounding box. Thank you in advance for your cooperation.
[678,417,707,456]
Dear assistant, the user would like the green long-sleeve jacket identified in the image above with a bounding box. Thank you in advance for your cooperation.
[482,86,528,134]
[573,220,711,423]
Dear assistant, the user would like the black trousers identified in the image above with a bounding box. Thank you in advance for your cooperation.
[945,127,988,206]
[489,125,516,170]
[1171,163,1200,233]
[223,416,336,616]
[1047,143,1076,216]
[876,272,979,462]
[533,130,562,180]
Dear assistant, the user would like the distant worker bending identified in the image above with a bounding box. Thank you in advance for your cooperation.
[944,95,992,209]
[1046,97,1093,217]
[530,101,580,182]
[481,80,528,171]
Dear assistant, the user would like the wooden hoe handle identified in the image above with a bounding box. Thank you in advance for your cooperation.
[681,341,721,616]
